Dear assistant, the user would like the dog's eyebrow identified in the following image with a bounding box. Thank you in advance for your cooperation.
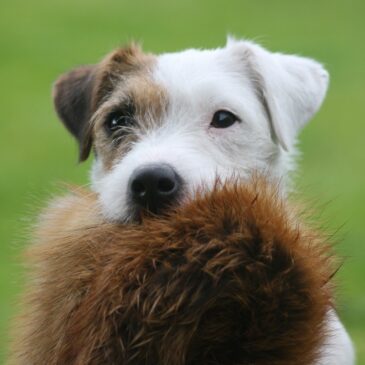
[106,99,136,118]
[93,92,134,119]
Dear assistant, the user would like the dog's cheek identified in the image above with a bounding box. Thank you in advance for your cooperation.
[91,162,132,222]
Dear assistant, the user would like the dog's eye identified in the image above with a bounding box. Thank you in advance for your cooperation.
[106,113,135,132]
[210,110,240,129]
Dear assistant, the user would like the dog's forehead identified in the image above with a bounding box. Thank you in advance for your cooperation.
[153,47,243,92]
[98,45,251,125]
[96,44,255,129]
[143,46,257,121]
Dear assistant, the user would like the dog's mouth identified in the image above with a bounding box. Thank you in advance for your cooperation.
[126,189,187,225]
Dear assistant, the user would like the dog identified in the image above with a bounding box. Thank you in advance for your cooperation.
[53,38,355,364]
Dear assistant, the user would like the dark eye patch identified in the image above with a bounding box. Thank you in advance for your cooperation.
[105,103,136,136]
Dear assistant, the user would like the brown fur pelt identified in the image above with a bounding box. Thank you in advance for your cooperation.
[8,178,336,365]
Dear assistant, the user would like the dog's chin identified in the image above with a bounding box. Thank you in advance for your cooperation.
[123,194,189,225]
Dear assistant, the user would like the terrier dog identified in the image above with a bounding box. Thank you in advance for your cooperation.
[53,38,354,364]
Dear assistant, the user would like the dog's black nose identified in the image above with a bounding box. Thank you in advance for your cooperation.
[129,164,182,215]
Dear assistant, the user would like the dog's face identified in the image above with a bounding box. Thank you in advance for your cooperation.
[53,39,329,222]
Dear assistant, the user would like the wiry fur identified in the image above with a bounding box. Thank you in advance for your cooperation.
[9,178,335,365]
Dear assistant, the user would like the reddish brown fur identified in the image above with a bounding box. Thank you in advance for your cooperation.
[8,178,335,365]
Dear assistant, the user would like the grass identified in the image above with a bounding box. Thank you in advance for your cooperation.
[0,0,364,362]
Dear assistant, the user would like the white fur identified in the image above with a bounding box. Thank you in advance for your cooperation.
[318,310,355,365]
[91,39,354,364]
[228,39,329,150]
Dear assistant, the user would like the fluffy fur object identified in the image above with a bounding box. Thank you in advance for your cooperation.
[9,178,335,365]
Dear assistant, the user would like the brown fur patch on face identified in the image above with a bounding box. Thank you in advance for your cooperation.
[9,177,335,365]
[93,43,155,107]
[53,43,168,162]
[91,58,168,171]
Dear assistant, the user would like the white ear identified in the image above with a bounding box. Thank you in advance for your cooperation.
[227,39,329,150]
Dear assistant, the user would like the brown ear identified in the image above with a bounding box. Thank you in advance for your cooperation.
[52,65,96,161]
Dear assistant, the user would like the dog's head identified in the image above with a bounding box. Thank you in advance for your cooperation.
[53,39,329,222]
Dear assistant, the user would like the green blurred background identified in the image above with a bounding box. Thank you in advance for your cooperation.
[0,0,364,363]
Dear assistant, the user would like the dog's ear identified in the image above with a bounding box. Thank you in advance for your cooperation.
[53,65,96,161]
[227,39,329,150]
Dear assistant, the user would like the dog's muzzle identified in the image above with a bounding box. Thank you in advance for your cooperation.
[128,164,183,216]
